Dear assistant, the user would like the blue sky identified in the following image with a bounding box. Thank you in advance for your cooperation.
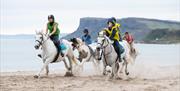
[0,0,180,34]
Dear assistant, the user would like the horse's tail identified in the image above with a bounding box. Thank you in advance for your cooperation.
[122,40,136,65]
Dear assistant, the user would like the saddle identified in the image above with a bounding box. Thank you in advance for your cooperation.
[51,42,67,63]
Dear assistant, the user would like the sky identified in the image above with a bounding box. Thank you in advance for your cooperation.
[0,0,180,35]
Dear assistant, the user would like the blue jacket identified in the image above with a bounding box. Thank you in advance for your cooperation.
[82,35,92,45]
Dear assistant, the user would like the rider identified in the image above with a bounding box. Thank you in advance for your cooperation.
[103,18,124,62]
[45,15,64,57]
[111,17,123,41]
[81,28,92,45]
[123,32,135,52]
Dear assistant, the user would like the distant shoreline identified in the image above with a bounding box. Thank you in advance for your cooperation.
[1,34,180,44]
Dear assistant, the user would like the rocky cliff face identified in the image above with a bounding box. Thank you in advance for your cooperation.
[63,17,180,44]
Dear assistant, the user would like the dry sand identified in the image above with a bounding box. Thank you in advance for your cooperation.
[0,65,180,91]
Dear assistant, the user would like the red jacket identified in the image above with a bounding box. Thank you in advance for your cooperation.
[125,34,134,44]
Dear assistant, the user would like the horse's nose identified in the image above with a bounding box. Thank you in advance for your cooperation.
[98,57,101,60]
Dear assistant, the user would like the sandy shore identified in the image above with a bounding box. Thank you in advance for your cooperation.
[0,65,180,91]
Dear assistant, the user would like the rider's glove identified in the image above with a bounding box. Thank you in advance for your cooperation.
[110,40,114,44]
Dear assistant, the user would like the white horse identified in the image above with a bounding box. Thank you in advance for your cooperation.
[70,38,101,74]
[95,31,138,79]
[34,31,77,78]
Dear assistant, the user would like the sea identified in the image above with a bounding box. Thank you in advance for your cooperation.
[0,35,179,72]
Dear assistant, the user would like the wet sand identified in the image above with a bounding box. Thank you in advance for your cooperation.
[0,65,179,91]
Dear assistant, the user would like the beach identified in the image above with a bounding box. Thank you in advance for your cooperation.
[0,64,180,91]
[0,38,180,91]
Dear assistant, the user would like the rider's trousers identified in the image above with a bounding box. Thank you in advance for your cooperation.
[113,40,124,62]
[50,35,61,52]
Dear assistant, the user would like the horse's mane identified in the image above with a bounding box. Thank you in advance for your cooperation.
[103,35,112,43]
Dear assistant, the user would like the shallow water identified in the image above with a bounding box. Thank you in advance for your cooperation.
[0,38,179,72]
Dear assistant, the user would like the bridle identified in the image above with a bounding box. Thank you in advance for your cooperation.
[71,43,80,51]
[97,36,113,63]
[35,34,50,49]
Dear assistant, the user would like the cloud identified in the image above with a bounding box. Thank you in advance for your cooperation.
[1,0,179,34]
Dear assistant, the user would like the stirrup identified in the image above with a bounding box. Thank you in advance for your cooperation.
[119,56,122,62]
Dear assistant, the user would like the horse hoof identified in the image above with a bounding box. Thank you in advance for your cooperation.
[116,77,123,80]
[103,72,106,75]
[68,68,71,71]
[34,75,39,78]
[64,72,73,77]
[126,72,129,75]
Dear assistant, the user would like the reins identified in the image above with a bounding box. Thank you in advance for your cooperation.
[98,37,113,66]
[35,34,50,46]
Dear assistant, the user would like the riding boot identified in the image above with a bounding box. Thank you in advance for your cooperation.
[57,45,64,57]
[113,40,123,63]
[57,44,64,57]
[55,41,64,57]
[118,54,122,62]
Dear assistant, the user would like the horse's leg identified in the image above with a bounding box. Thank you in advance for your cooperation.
[111,63,116,79]
[101,58,107,75]
[113,62,120,79]
[92,59,101,74]
[34,58,52,78]
[63,59,70,71]
[72,55,78,66]
[103,65,107,75]
[96,59,101,73]
[67,56,73,73]
[120,59,126,74]
[63,56,74,77]
[117,62,122,78]
[45,65,49,76]
[78,58,87,71]
[125,61,129,75]
[80,58,86,66]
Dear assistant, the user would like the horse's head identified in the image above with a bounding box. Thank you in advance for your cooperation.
[95,31,112,60]
[97,31,105,47]
[95,31,106,60]
[70,38,79,50]
[70,37,84,51]
[34,30,47,50]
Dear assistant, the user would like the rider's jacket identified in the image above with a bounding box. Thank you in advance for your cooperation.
[47,22,60,36]
[104,24,120,41]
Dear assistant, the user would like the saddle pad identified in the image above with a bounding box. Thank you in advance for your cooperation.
[60,43,67,50]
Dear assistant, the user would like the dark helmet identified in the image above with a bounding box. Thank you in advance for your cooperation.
[48,15,55,20]
[125,32,129,34]
[111,17,116,22]
[107,17,116,25]
[83,28,89,33]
